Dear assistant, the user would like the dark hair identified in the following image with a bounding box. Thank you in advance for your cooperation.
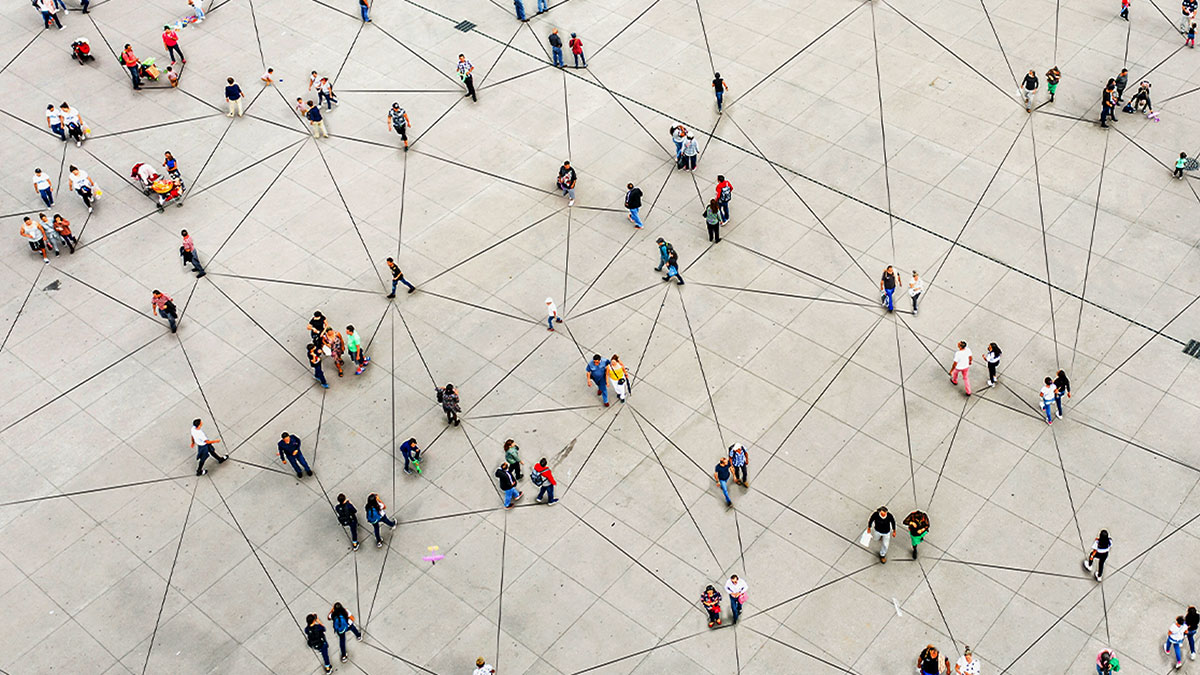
[709,199,719,211]
[307,100,314,106]
[180,229,188,236]
[313,311,324,318]
[445,383,455,390]
[227,77,234,84]
[539,457,547,465]
[306,613,318,625]
[387,257,394,263]
[346,325,355,332]
[504,439,515,450]
[1057,369,1066,377]
[281,432,289,439]
[1045,377,1053,385]
[332,602,346,616]
[1180,615,1186,624]
[717,174,725,182]
[337,493,346,503]
[878,506,887,513]
[1098,530,1110,547]
[714,72,720,78]
[192,418,201,427]
[408,437,416,444]
[366,494,380,509]
[68,165,77,172]
[592,354,602,361]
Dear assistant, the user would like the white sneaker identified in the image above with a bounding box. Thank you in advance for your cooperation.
[1056,412,1062,419]
[568,199,574,206]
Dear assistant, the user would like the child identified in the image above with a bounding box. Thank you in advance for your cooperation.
[295,97,309,117]
[163,151,183,189]
[166,66,179,88]
[260,67,277,84]
[1189,22,1196,47]
[1175,152,1188,179]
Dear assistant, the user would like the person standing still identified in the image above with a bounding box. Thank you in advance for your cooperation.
[548,29,564,67]
[457,55,476,102]
[180,229,205,277]
[908,271,923,314]
[557,161,576,206]
[386,257,416,297]
[949,340,972,395]
[1115,68,1129,102]
[625,183,644,228]
[1045,66,1061,102]
[1022,69,1039,111]
[33,168,54,208]
[671,124,687,160]
[568,33,585,67]
[902,509,929,559]
[121,44,141,89]
[191,418,227,475]
[345,325,369,374]
[189,0,205,22]
[335,494,361,550]
[1100,82,1117,127]
[532,458,558,503]
[715,175,732,223]
[866,506,896,563]
[162,26,184,64]
[164,152,184,189]
[225,78,244,117]
[308,343,329,389]
[712,72,727,113]
[151,290,178,333]
[681,134,699,171]
[728,443,749,486]
[1053,369,1071,419]
[1185,606,1199,660]
[984,342,1001,387]
[278,432,313,477]
[714,456,733,506]
[586,354,610,406]
[306,102,329,138]
[724,574,746,623]
[704,199,721,243]
[437,383,461,425]
[305,615,333,674]
[880,265,898,312]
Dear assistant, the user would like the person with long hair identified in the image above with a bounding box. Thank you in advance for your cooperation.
[606,355,629,403]
[438,383,461,425]
[364,493,396,548]
[1187,606,1199,660]
[327,602,362,663]
[1086,530,1111,581]
[703,199,721,242]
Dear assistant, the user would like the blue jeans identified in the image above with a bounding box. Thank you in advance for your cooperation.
[656,253,669,271]
[1189,628,1197,655]
[884,287,894,311]
[360,4,370,21]
[537,484,555,502]
[42,11,62,28]
[1168,637,1183,663]
[401,446,416,471]
[158,308,177,332]
[371,514,395,542]
[38,188,53,207]
[547,316,555,329]
[514,0,525,19]
[313,362,327,386]
[718,479,731,505]
[503,487,520,507]
[391,277,415,294]
[591,376,608,404]
[729,595,742,622]
[674,140,683,158]
[336,624,361,658]
[718,200,729,222]
[715,90,724,111]
[127,65,141,88]
[629,207,643,227]
[318,90,335,110]
[537,0,547,9]
[50,123,65,141]
[314,643,330,668]
[1054,393,1065,416]
[1042,401,1053,423]
[552,46,563,66]
[285,451,310,476]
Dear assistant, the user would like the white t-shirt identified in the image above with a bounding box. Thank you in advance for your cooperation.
[33,173,51,190]
[725,578,747,599]
[1040,384,1056,403]
[955,655,981,674]
[473,665,495,675]
[984,349,1000,364]
[61,109,80,126]
[952,348,971,370]
[908,277,924,296]
[191,426,209,446]
[46,108,61,125]
[69,170,91,190]
[546,301,557,317]
[22,221,42,239]
[1170,622,1187,642]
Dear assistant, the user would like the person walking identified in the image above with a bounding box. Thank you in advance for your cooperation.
[681,134,699,171]
[39,214,66,256]
[728,443,748,486]
[385,257,416,297]
[1186,606,1199,661]
[278,432,313,477]
[496,462,523,508]
[51,215,76,253]
[700,585,722,627]
[474,657,496,675]
[1085,529,1111,581]
[654,237,672,272]
[399,437,420,474]
[918,645,949,675]
[984,342,1001,387]
[306,102,329,138]
[36,0,64,29]
[188,0,205,22]
[121,44,141,89]
[1121,0,1130,19]
[327,602,362,661]
[308,343,329,389]
[536,0,546,12]
[437,383,461,425]
[162,26,185,64]
[568,33,586,67]
[902,509,929,559]
[305,614,333,673]
[1168,615,1188,669]
[335,494,361,550]
[606,354,629,403]
[387,102,411,150]
[60,103,85,147]
[180,229,205,277]
[624,183,644,228]
[225,78,244,117]
[908,270,924,314]
[20,217,50,264]
[1183,0,1197,31]
[662,246,684,285]
[345,325,369,374]
[68,165,98,212]
[1053,369,1071,419]
[191,418,227,475]
[557,161,576,206]
[322,327,346,378]
[880,265,898,312]
[1188,21,1196,46]
[865,506,896,563]
[1097,648,1120,674]
[531,457,558,504]
[1022,69,1039,111]
[714,456,733,506]
[151,290,178,333]
[724,574,746,623]
[671,124,687,160]
[457,54,476,102]
[703,199,722,243]
[1039,376,1057,425]
[948,340,972,396]
[712,72,727,113]
[164,152,184,190]
[359,0,371,22]
[364,493,396,548]
[33,168,54,208]
[953,646,979,674]
[1045,66,1061,103]
[317,78,338,110]
[548,29,564,67]
[1101,82,1117,128]
[46,105,65,141]
[545,297,562,331]
[586,354,610,406]
[514,0,526,21]
[503,439,523,480]
[715,175,732,224]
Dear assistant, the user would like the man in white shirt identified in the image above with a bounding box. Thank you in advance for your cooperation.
[948,341,972,395]
[908,271,924,315]
[1038,377,1057,425]
[545,297,562,332]
[190,418,227,475]
[67,165,97,212]
[46,105,65,141]
[724,574,747,624]
[473,657,495,675]
[954,646,981,674]
[33,168,54,207]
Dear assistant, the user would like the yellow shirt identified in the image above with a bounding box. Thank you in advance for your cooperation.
[607,362,625,381]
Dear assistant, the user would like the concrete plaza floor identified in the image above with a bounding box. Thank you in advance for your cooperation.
[0,0,1198,672]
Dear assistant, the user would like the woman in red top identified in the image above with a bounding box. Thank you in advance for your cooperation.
[161,26,185,64]
[568,33,586,67]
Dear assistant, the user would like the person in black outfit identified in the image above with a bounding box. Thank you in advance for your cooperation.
[1021,69,1039,111]
[335,493,360,551]
[548,29,564,67]
[867,506,896,563]
[308,311,327,345]
[917,645,948,675]
[305,614,333,673]
[1053,369,1071,419]
[1186,606,1199,658]
[879,265,897,312]
[624,182,643,227]
[278,432,313,477]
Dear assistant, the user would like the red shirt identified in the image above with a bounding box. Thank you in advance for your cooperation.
[534,463,556,485]
[715,180,732,202]
[121,50,139,67]
[569,38,583,54]
[151,293,172,311]
[162,31,179,47]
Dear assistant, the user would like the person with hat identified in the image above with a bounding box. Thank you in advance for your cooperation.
[568,32,585,67]
[387,102,412,150]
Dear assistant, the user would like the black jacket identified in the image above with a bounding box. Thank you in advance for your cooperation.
[495,467,516,490]
[548,32,562,48]
[625,187,642,209]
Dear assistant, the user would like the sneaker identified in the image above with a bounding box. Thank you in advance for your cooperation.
[341,655,348,662]
[376,540,383,548]
[356,633,363,641]
[404,468,413,474]
[516,491,524,501]
[196,469,208,476]
[568,199,574,206]
[548,498,558,504]
[355,367,364,375]
[1190,652,1195,661]
[1084,560,1092,571]
[352,542,359,551]
[386,293,396,299]
[44,258,50,264]
[912,547,918,559]
[306,469,313,476]
[1056,412,1062,419]
[407,287,415,293]
[1095,573,1102,581]
[324,666,332,673]
[76,140,81,147]
[295,473,303,479]
[321,383,329,389]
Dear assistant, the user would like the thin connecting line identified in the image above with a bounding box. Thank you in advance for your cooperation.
[692,282,887,310]
[203,272,376,294]
[0,474,193,508]
[393,304,437,387]
[692,0,716,76]
[311,142,387,289]
[421,208,564,286]
[141,480,198,674]
[334,21,366,83]
[479,22,524,87]
[88,114,222,140]
[0,265,44,354]
[206,280,307,368]
[678,290,726,449]
[917,559,959,656]
[1048,426,1086,550]
[1070,134,1109,371]
[979,0,1020,91]
[928,395,971,507]
[593,0,667,57]
[464,331,554,415]
[494,515,508,671]
[207,142,310,263]
[742,626,859,674]
[1028,117,1061,368]
[868,1,897,261]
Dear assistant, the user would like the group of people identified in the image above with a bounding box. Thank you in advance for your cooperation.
[304,603,363,672]
[945,340,1004,396]
[494,440,559,508]
[879,265,923,314]
[22,164,98,263]
[584,353,629,406]
[305,311,371,388]
[545,29,586,68]
[862,506,929,562]
[699,573,748,628]
[713,444,749,506]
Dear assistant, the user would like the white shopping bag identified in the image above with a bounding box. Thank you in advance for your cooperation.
[858,529,872,547]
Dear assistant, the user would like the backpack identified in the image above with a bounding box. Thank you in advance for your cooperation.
[336,503,355,526]
[163,300,177,315]
[436,387,444,403]
[365,504,381,524]
[719,184,732,202]
[305,625,324,648]
[529,468,545,487]
[332,613,349,634]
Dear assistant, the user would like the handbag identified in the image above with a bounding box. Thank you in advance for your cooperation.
[322,345,332,356]
[858,529,872,547]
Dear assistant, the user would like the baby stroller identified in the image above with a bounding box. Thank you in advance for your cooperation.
[71,39,94,65]
[131,162,157,194]
[151,178,183,212]
[139,57,161,81]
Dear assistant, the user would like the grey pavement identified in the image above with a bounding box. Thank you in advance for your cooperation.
[0,0,1199,672]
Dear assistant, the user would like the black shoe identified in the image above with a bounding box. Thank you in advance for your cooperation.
[170,326,177,333]
[196,272,206,278]
[196,469,207,476]
[912,547,918,559]
[408,287,415,293]
[306,469,313,476]
[295,473,303,478]
[453,419,460,426]
[386,293,395,299]
[221,455,229,462]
